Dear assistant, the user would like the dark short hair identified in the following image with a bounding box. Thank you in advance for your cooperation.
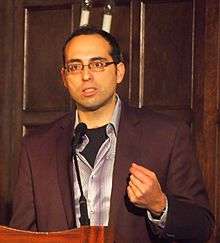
[62,26,123,65]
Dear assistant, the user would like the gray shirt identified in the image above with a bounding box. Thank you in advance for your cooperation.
[73,97,167,227]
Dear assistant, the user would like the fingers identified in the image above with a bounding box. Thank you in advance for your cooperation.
[129,163,157,188]
[127,183,136,202]
[127,181,145,208]
[129,176,143,196]
[127,162,166,212]
[129,174,150,195]
[128,172,153,207]
[129,163,156,181]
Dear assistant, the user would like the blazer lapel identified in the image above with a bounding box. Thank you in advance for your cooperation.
[109,104,142,227]
[56,114,76,228]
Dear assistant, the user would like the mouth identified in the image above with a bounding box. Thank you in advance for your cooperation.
[82,87,97,97]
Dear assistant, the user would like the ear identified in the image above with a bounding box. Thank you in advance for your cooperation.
[61,67,68,87]
[116,62,125,84]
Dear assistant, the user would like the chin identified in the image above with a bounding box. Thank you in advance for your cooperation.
[76,95,115,112]
[78,100,111,112]
[77,102,102,111]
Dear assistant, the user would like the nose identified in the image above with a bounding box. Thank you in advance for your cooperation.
[82,65,92,81]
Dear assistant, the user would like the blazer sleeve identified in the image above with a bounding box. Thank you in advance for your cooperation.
[9,138,37,231]
[150,122,214,242]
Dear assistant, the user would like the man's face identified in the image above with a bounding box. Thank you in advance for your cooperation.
[61,34,125,112]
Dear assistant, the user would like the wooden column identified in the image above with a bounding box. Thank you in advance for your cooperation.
[202,0,220,241]
[0,0,14,225]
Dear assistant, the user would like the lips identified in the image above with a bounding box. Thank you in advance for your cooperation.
[82,87,97,97]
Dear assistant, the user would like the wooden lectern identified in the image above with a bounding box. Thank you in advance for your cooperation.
[0,225,114,243]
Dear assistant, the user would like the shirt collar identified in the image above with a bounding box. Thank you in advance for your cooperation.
[74,94,121,135]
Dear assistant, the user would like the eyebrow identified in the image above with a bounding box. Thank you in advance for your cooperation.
[66,57,108,64]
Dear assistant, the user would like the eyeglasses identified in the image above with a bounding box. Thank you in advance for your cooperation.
[64,60,115,74]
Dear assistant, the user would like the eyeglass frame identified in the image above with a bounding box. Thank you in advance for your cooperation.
[63,58,116,74]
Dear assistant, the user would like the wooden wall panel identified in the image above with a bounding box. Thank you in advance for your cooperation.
[216,125,220,242]
[144,1,193,112]
[20,2,74,129]
[0,0,15,225]
[194,0,219,241]
[202,0,219,241]
[24,6,71,112]
[110,4,131,101]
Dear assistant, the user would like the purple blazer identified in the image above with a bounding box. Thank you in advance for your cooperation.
[10,103,214,242]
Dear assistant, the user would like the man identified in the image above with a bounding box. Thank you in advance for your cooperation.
[10,26,214,242]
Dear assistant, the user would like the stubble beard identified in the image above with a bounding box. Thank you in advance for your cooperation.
[76,92,116,113]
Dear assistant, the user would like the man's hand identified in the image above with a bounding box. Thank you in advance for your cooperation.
[127,163,166,216]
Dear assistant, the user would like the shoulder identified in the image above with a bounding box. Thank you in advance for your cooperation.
[23,112,74,144]
[121,102,187,132]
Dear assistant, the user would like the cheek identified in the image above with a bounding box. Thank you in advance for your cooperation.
[97,72,117,88]
[65,75,80,87]
[65,79,80,95]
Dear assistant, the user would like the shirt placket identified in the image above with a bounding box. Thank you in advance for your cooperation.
[87,137,111,225]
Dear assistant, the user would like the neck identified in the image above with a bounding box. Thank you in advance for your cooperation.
[77,96,117,129]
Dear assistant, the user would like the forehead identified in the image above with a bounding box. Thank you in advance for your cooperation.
[65,34,112,61]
